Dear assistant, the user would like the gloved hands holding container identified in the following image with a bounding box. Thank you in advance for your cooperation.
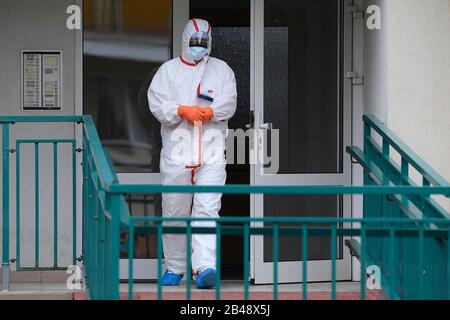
[178,105,214,124]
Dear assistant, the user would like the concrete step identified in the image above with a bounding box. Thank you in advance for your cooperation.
[0,290,73,300]
[0,270,69,283]
[75,291,385,300]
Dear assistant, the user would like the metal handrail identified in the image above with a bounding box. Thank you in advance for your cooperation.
[363,115,448,187]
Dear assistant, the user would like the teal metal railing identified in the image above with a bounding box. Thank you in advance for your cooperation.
[123,216,450,301]
[1,116,82,290]
[346,115,450,299]
[2,115,450,299]
[15,139,78,270]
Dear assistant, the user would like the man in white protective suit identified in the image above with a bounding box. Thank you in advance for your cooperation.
[148,18,237,288]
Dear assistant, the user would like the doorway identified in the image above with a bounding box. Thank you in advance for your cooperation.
[189,0,252,280]
[83,0,353,283]
[83,0,251,280]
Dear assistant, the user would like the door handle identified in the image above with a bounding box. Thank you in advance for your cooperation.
[245,110,255,129]
[258,123,272,130]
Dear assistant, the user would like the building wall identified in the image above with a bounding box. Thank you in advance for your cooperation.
[363,0,389,122]
[363,0,450,208]
[387,0,450,207]
[0,0,82,271]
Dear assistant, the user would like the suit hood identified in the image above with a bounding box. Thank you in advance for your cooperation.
[181,18,212,64]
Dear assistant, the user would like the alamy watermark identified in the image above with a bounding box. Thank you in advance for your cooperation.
[367,265,381,290]
[66,4,382,31]
[66,5,81,30]
[66,265,83,290]
[169,125,280,174]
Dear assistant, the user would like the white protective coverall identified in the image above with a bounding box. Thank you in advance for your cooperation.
[148,19,237,275]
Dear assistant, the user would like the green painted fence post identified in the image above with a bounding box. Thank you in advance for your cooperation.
[157,223,163,300]
[360,223,366,300]
[53,142,58,267]
[447,228,450,300]
[302,224,308,300]
[128,222,134,301]
[72,142,77,265]
[34,142,39,268]
[109,193,121,300]
[215,223,222,300]
[243,222,250,300]
[331,224,337,300]
[186,223,192,300]
[273,223,279,300]
[15,142,21,270]
[2,123,10,291]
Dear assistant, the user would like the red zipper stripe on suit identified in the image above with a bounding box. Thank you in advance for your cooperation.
[185,125,202,185]
[198,124,202,166]
[180,56,196,66]
[192,19,200,32]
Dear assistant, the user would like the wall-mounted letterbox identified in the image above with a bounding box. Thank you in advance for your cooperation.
[22,51,62,110]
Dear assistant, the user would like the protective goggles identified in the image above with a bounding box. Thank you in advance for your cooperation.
[189,31,209,49]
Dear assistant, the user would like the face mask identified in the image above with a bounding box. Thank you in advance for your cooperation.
[189,46,208,61]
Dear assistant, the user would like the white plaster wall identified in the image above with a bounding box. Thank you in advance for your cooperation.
[387,0,450,208]
[0,0,82,272]
[363,0,389,122]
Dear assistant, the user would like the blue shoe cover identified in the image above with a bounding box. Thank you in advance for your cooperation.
[161,270,183,286]
[195,268,216,289]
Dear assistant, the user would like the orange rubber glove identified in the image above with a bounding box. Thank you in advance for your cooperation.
[200,107,214,122]
[178,106,205,124]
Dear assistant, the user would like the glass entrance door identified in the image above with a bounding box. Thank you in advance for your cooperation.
[83,0,173,280]
[84,0,252,282]
[251,0,353,284]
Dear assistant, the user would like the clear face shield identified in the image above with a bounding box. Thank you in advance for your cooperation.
[189,31,210,61]
[189,31,210,49]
